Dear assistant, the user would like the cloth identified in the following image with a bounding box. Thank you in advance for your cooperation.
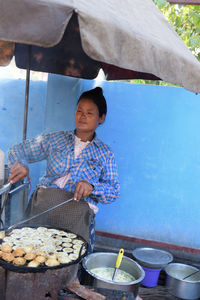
[54,135,98,214]
[7,130,120,206]
[25,187,94,243]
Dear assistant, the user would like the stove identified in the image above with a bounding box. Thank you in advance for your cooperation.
[58,287,135,300]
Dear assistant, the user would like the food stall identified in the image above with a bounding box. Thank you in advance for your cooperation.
[0,0,200,299]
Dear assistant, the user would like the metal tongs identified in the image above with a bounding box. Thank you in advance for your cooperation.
[6,196,74,232]
[0,182,12,227]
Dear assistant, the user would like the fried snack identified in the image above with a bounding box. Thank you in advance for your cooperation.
[63,247,73,253]
[0,231,5,239]
[55,245,62,250]
[73,244,81,250]
[13,257,26,266]
[35,255,46,264]
[72,239,84,245]
[13,248,25,257]
[35,250,46,257]
[66,233,77,239]
[1,244,12,253]
[62,238,72,243]
[0,250,2,257]
[24,252,36,261]
[24,245,34,253]
[28,260,40,268]
[58,255,72,264]
[1,252,14,262]
[45,258,60,267]
[47,252,57,259]
[69,253,79,260]
[62,242,72,248]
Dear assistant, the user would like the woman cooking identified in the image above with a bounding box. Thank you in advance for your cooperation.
[7,87,120,252]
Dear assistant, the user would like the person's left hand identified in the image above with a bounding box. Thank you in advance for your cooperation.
[74,180,93,201]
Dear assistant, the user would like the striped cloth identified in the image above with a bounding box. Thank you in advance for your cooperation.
[7,130,120,207]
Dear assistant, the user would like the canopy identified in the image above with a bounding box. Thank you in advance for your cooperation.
[0,0,200,93]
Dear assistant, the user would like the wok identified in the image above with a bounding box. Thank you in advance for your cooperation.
[0,224,88,273]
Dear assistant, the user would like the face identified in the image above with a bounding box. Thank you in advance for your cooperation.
[75,98,105,137]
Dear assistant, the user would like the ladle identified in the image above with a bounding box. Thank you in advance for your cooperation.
[112,248,124,281]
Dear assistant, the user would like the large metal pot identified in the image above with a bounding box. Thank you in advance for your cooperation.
[82,252,145,297]
[165,263,200,300]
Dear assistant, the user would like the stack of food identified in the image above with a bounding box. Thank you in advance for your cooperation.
[0,226,86,268]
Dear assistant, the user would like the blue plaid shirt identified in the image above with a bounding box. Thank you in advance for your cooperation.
[7,130,120,205]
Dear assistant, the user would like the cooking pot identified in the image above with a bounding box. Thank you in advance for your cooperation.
[165,263,200,300]
[82,252,145,297]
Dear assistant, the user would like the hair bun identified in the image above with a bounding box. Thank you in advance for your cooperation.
[93,87,103,95]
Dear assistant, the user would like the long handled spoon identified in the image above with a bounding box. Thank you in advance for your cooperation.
[112,248,124,281]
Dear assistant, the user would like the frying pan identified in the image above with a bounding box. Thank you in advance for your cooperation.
[0,224,88,273]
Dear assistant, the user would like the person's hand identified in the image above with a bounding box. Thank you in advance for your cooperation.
[74,180,93,201]
[8,162,29,184]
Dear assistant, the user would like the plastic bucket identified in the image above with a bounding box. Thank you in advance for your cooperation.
[141,266,161,287]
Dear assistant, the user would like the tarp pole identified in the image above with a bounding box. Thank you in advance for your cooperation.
[23,46,31,141]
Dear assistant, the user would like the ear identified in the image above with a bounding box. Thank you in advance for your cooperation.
[99,114,106,124]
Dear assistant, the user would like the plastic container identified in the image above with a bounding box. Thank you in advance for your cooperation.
[141,266,162,287]
[0,149,5,186]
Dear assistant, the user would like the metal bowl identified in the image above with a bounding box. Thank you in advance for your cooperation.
[82,252,145,297]
[132,247,173,269]
[165,263,200,300]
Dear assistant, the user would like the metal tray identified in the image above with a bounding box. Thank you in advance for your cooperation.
[0,224,88,273]
[132,247,173,269]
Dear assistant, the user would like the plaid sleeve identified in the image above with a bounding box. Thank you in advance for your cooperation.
[89,151,120,204]
[7,133,52,167]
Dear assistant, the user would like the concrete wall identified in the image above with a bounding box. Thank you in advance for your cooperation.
[1,74,200,249]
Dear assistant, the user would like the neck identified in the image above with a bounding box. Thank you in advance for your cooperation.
[75,130,94,142]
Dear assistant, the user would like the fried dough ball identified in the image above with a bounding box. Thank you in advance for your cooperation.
[58,255,72,264]
[1,244,12,253]
[63,247,73,253]
[73,244,81,250]
[35,255,46,264]
[0,231,5,239]
[72,239,83,245]
[67,233,77,239]
[35,250,46,257]
[62,242,72,248]
[1,252,14,262]
[62,238,72,243]
[45,258,60,267]
[13,248,25,257]
[24,245,34,254]
[28,260,40,268]
[47,252,57,259]
[55,246,62,251]
[13,257,26,266]
[24,252,36,261]
[69,253,79,260]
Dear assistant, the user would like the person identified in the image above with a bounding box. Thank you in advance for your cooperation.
[7,87,120,252]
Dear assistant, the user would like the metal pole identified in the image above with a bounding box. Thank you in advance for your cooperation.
[23,45,31,141]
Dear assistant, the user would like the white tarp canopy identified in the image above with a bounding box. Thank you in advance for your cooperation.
[0,0,200,93]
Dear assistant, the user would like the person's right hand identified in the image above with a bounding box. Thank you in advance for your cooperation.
[8,162,29,184]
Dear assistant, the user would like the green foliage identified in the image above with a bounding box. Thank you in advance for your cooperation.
[153,0,200,60]
[130,1,200,86]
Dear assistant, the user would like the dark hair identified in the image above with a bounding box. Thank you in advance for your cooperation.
[78,87,107,117]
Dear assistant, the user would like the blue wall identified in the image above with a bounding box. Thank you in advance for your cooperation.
[1,74,200,249]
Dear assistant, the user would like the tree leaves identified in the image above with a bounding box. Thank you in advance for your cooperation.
[153,0,200,61]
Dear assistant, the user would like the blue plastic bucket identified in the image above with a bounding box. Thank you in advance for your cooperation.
[141,266,162,287]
